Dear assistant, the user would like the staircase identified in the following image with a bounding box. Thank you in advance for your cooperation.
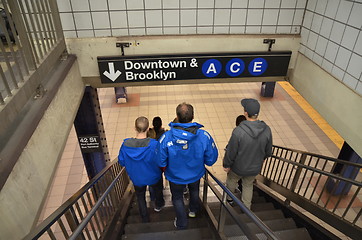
[25,146,357,239]
[121,187,217,240]
[209,190,313,240]
[120,183,313,240]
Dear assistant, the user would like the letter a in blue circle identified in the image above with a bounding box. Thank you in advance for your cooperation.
[248,58,268,76]
[202,59,222,77]
[226,58,245,77]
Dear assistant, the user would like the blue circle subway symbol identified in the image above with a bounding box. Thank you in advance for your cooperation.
[248,58,268,76]
[226,58,245,77]
[202,59,222,77]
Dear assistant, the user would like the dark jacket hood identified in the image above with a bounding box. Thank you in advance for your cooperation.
[168,122,203,141]
[239,120,268,138]
[122,138,153,162]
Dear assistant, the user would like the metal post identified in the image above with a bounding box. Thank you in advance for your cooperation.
[218,191,227,233]
[286,153,307,205]
[8,0,37,70]
[48,0,65,41]
[202,172,208,204]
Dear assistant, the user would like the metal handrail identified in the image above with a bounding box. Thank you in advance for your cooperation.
[68,169,123,240]
[1,0,65,104]
[271,145,362,168]
[272,156,362,187]
[259,145,362,239]
[203,169,279,240]
[24,159,129,240]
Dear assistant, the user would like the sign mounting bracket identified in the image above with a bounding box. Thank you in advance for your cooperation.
[116,42,131,56]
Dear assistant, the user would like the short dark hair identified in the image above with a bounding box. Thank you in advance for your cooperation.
[176,102,194,123]
[135,116,149,133]
[235,115,246,126]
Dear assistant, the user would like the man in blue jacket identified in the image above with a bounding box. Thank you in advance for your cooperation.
[118,116,165,222]
[159,103,218,229]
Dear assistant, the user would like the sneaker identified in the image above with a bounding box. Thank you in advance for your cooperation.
[227,199,234,206]
[154,205,163,212]
[188,211,196,218]
[174,218,178,228]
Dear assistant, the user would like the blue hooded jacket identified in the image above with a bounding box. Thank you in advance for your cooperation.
[118,138,162,187]
[158,122,218,184]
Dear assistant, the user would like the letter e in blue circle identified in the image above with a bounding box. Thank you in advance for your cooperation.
[202,59,222,77]
[248,58,267,76]
[226,58,245,77]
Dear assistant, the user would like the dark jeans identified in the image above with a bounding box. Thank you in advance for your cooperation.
[134,178,164,222]
[169,179,200,229]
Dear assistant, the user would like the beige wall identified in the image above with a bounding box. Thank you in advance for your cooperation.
[290,54,362,157]
[0,61,84,239]
[66,34,300,78]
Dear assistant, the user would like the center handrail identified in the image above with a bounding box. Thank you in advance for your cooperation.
[204,168,279,240]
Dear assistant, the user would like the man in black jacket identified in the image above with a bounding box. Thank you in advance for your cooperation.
[223,98,272,209]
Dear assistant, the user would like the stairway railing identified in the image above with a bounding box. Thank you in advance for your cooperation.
[258,145,362,239]
[203,169,279,240]
[24,160,131,240]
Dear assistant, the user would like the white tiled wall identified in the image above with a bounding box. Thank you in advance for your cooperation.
[57,0,307,37]
[56,0,362,95]
[300,0,362,95]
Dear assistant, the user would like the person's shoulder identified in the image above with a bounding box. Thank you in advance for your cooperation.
[158,131,170,143]
[197,129,213,140]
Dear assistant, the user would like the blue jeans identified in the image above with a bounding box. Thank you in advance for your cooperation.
[170,179,200,229]
[134,178,164,222]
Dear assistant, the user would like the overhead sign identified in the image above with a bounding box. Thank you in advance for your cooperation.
[78,135,102,153]
[97,51,291,84]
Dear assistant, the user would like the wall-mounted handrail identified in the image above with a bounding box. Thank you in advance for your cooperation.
[1,0,65,104]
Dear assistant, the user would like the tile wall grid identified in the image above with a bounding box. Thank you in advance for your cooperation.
[57,0,307,37]
[300,0,362,95]
[55,0,362,95]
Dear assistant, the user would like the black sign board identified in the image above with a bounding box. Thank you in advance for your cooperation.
[78,135,102,153]
[97,51,291,84]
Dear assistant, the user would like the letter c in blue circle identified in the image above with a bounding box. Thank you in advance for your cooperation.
[226,58,245,77]
[248,58,268,76]
[202,59,222,77]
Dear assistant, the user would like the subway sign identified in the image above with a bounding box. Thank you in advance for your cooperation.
[97,51,291,84]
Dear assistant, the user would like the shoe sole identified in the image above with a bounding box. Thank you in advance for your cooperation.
[188,212,196,218]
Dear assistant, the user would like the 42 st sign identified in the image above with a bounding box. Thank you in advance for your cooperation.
[97,51,291,84]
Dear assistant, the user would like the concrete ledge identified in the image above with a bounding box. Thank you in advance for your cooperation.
[0,55,76,190]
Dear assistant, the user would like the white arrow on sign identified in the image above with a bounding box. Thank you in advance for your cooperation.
[103,62,122,82]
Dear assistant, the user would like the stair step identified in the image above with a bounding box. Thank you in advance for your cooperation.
[250,202,275,212]
[273,228,312,240]
[129,205,174,216]
[252,196,267,203]
[228,228,312,240]
[224,218,297,237]
[127,206,208,224]
[125,217,208,234]
[122,228,212,240]
[210,208,286,225]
